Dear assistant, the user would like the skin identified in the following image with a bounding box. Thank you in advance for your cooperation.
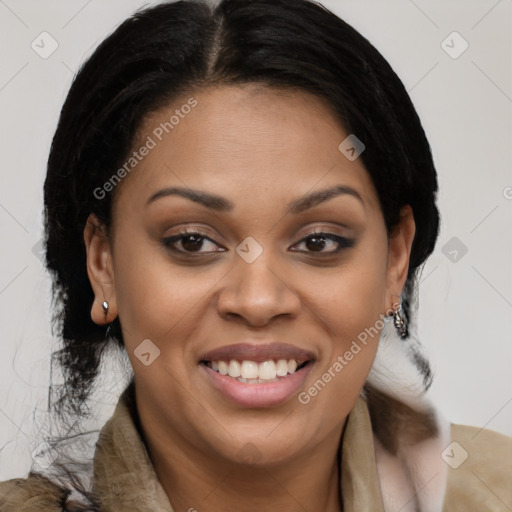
[84,85,415,511]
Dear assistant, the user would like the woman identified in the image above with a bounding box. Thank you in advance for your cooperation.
[1,0,510,510]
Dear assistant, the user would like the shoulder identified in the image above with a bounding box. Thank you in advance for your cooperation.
[0,472,67,511]
[443,423,512,511]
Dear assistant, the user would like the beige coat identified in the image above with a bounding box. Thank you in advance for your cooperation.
[1,384,511,511]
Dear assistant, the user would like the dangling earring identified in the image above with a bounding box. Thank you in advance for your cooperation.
[393,302,407,338]
[102,301,109,317]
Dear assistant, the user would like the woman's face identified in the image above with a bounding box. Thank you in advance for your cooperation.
[86,85,414,467]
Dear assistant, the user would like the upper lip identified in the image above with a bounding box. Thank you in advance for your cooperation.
[199,342,316,364]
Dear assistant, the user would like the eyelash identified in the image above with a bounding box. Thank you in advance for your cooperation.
[163,229,225,255]
[291,231,355,254]
[162,228,355,256]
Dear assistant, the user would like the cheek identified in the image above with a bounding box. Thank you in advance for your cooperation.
[326,265,387,348]
[111,233,217,355]
[298,233,388,399]
[306,234,389,345]
[298,275,387,424]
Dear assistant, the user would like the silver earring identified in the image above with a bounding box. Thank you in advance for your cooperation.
[102,301,109,316]
[393,304,407,338]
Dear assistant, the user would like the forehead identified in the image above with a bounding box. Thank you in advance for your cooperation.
[114,85,378,211]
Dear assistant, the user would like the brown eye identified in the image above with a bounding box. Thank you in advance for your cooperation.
[181,234,205,252]
[290,232,355,254]
[163,230,225,255]
[305,235,327,252]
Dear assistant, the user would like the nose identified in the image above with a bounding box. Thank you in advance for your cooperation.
[216,256,301,327]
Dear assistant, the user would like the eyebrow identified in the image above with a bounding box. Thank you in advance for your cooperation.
[146,187,234,211]
[287,185,364,214]
[145,184,364,213]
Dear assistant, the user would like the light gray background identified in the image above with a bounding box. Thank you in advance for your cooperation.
[0,0,511,480]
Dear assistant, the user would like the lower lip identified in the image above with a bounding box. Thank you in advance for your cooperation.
[201,364,313,408]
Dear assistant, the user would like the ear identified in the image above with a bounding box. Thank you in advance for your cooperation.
[83,214,117,325]
[386,205,416,307]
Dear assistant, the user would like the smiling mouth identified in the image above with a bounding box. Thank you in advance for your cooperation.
[201,359,312,383]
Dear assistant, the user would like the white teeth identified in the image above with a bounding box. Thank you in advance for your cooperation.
[228,360,241,378]
[258,360,277,380]
[241,360,259,379]
[276,359,288,377]
[218,361,228,375]
[210,358,304,380]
